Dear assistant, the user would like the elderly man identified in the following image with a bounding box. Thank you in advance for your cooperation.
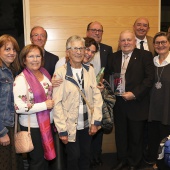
[53,35,103,170]
[117,18,154,57]
[86,21,113,167]
[105,30,154,170]
[30,26,59,77]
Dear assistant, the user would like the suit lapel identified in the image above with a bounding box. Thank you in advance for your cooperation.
[126,49,138,72]
[146,36,154,56]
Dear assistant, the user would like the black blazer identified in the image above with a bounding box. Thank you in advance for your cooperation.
[44,50,59,77]
[106,48,155,120]
[99,43,113,68]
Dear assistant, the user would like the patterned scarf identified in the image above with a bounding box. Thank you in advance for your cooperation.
[23,67,56,160]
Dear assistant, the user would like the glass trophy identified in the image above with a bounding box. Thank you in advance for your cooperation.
[113,73,125,96]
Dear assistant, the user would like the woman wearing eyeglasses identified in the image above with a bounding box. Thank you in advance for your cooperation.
[145,32,170,170]
[53,35,103,170]
[13,44,56,170]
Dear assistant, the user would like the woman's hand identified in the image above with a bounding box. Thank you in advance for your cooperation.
[45,99,54,109]
[97,81,104,92]
[59,136,68,144]
[0,134,10,146]
[51,74,63,87]
[89,124,98,136]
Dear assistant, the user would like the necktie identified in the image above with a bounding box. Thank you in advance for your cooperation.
[140,41,144,50]
[121,55,129,73]
[120,55,129,92]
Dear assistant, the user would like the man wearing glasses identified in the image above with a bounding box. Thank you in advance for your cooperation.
[30,26,59,77]
[86,21,113,167]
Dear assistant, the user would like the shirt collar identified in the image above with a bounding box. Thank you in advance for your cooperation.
[154,52,170,67]
[136,36,147,44]
[122,51,133,58]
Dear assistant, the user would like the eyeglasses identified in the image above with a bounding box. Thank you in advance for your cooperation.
[31,34,46,39]
[85,48,96,55]
[154,41,167,46]
[27,55,42,59]
[67,47,85,52]
[88,29,103,33]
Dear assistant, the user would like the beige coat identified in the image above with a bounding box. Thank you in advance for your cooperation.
[52,63,103,142]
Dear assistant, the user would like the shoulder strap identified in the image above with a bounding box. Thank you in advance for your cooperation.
[75,85,94,115]
[14,75,30,134]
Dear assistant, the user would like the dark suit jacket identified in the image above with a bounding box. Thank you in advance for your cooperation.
[100,43,113,82]
[105,48,155,120]
[99,43,113,68]
[44,50,59,77]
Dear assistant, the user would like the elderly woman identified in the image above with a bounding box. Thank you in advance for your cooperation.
[146,32,170,170]
[53,35,103,170]
[0,34,24,170]
[13,44,56,170]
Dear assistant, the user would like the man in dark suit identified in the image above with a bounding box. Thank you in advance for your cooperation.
[86,21,113,167]
[106,30,154,170]
[30,26,59,77]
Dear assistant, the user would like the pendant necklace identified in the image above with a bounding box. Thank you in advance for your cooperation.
[155,66,164,89]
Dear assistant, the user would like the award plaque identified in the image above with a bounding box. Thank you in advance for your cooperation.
[113,73,125,96]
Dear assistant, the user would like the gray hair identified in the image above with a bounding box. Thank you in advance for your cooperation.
[66,35,85,50]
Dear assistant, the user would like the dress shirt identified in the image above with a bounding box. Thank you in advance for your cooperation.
[136,37,149,51]
[154,52,170,67]
[90,46,101,76]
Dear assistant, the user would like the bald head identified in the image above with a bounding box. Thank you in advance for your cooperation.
[133,17,150,40]
[119,30,136,54]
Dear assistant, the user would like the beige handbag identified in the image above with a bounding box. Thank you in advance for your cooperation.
[14,75,34,153]
[14,113,34,153]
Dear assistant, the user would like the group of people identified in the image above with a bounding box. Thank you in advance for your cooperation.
[105,20,170,170]
[0,17,170,170]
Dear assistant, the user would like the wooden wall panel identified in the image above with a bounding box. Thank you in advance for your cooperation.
[28,0,160,152]
[30,5,158,17]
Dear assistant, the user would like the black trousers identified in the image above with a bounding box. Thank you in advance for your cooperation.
[147,121,170,170]
[114,102,145,167]
[65,128,92,170]
[20,125,53,170]
[90,128,103,160]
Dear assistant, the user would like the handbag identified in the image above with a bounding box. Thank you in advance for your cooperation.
[75,80,116,133]
[14,75,34,153]
[101,80,115,134]
[14,113,34,153]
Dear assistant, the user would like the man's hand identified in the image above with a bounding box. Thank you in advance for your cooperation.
[51,74,63,87]
[0,134,10,146]
[122,92,136,101]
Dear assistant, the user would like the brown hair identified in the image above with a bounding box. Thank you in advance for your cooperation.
[153,32,170,44]
[19,44,44,68]
[84,37,99,52]
[0,34,20,74]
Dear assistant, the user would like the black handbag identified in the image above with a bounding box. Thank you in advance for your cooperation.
[101,80,116,134]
